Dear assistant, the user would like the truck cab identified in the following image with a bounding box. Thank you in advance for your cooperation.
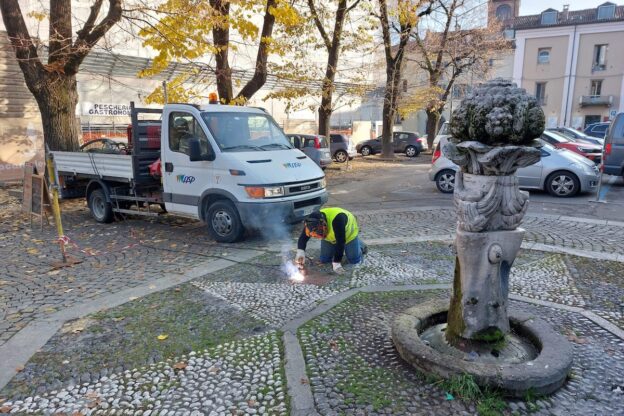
[54,102,328,243]
[157,103,327,241]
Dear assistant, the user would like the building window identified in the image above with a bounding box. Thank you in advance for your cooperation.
[535,82,547,106]
[496,4,512,21]
[590,80,603,96]
[537,48,551,64]
[597,3,616,20]
[541,10,557,25]
[593,44,607,71]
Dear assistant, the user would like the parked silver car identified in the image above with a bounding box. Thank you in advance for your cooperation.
[287,134,333,169]
[429,136,600,197]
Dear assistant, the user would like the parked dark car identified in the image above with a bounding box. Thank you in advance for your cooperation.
[603,113,624,177]
[355,131,423,157]
[584,122,611,138]
[287,134,333,169]
[329,133,356,163]
[548,127,604,146]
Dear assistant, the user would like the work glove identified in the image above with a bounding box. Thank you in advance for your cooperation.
[295,249,306,267]
[332,262,345,274]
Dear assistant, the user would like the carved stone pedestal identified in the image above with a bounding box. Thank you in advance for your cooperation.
[446,228,524,340]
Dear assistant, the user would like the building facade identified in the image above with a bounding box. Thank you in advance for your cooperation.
[511,2,624,129]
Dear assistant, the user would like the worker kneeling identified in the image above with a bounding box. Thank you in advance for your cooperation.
[295,207,367,274]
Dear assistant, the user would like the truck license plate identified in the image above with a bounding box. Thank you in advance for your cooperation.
[302,206,315,216]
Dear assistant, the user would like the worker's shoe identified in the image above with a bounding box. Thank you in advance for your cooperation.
[361,241,368,256]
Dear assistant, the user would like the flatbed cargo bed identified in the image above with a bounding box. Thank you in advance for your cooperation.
[52,151,134,182]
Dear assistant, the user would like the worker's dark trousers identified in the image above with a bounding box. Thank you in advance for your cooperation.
[319,236,363,264]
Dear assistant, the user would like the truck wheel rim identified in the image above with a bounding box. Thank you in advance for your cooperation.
[362,147,370,156]
[92,195,105,219]
[551,175,574,195]
[406,147,416,157]
[336,151,347,162]
[212,210,233,236]
[439,173,455,192]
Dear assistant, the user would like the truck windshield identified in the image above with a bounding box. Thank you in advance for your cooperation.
[201,112,293,152]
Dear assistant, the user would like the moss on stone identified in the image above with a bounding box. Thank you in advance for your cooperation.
[446,258,465,341]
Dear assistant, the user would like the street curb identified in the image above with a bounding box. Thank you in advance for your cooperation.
[0,249,262,391]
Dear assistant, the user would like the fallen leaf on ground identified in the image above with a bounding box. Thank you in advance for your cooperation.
[15,366,24,372]
[0,406,12,413]
[112,317,125,322]
[157,334,169,341]
[247,400,257,407]
[300,378,309,385]
[149,284,156,289]
[85,392,99,399]
[48,270,60,276]
[129,296,138,301]
[72,327,84,333]
[567,335,588,344]
[173,362,187,370]
[208,366,220,374]
[174,288,181,292]
[27,248,39,255]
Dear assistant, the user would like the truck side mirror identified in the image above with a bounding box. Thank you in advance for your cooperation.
[188,138,215,162]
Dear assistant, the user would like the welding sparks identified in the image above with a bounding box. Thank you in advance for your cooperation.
[281,259,305,282]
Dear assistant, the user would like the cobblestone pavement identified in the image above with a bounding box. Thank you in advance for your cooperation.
[1,241,623,414]
[0,200,275,347]
[298,290,624,416]
[3,332,287,415]
[355,208,624,255]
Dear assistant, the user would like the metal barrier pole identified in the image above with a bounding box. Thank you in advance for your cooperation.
[46,153,67,262]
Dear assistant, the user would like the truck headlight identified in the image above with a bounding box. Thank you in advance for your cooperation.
[244,186,284,199]
[320,178,327,189]
[264,186,284,197]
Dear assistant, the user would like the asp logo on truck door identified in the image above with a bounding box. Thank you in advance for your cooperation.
[176,174,196,184]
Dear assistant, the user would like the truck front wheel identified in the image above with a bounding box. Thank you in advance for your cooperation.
[88,188,114,223]
[206,200,244,243]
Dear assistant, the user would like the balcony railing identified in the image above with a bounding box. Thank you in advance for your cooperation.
[579,95,613,107]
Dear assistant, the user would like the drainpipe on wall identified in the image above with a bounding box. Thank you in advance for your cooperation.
[563,23,578,127]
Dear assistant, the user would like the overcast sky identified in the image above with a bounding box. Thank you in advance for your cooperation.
[520,0,621,15]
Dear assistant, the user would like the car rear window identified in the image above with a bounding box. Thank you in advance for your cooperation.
[593,124,608,133]
[303,136,329,148]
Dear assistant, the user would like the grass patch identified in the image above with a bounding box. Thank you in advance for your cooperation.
[1,283,267,400]
[438,374,507,416]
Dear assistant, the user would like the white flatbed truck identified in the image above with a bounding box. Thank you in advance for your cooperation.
[53,102,328,242]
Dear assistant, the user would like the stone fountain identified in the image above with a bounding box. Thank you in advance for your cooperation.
[392,79,573,396]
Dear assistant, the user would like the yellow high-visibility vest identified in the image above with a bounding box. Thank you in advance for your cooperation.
[322,207,359,244]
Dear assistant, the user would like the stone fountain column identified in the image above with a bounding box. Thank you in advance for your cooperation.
[444,146,540,341]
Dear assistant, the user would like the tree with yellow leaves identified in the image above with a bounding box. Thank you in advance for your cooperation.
[134,0,301,105]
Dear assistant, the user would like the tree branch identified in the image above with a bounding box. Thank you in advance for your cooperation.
[307,0,332,51]
[76,0,104,39]
[237,0,278,101]
[65,0,122,75]
[0,0,45,89]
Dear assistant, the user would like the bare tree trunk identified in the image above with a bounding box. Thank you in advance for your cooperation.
[381,95,394,158]
[426,108,441,150]
[210,0,233,103]
[35,75,81,151]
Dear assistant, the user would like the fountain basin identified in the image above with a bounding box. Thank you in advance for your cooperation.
[392,299,573,397]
